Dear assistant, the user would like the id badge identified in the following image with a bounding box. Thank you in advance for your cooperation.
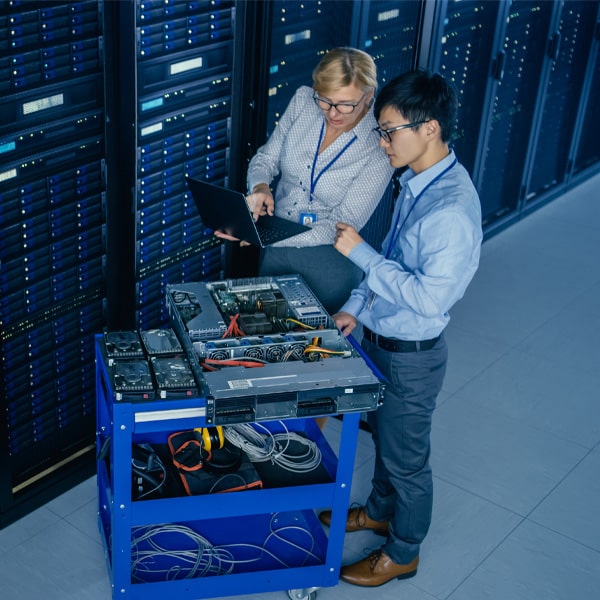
[299,212,317,226]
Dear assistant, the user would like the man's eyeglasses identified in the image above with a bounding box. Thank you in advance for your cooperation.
[373,121,428,142]
[313,93,366,114]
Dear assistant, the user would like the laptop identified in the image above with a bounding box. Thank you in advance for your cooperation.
[186,177,310,248]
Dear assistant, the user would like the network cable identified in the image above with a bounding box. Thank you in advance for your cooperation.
[224,421,322,472]
[131,513,323,582]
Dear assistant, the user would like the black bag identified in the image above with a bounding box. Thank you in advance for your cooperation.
[167,430,263,495]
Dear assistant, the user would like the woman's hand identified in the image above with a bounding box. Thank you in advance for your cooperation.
[213,230,250,245]
[213,183,274,245]
[247,183,274,220]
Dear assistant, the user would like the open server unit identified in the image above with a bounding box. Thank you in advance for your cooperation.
[166,275,384,425]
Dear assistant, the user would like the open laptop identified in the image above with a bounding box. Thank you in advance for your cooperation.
[186,177,310,247]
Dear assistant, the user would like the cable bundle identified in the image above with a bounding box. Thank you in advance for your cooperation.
[224,421,322,472]
[131,514,323,582]
[131,524,235,581]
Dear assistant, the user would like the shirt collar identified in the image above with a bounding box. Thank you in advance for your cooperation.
[401,149,456,198]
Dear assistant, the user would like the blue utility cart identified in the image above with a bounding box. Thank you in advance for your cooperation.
[96,335,364,600]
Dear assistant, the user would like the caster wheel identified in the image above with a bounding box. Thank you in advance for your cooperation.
[287,588,318,600]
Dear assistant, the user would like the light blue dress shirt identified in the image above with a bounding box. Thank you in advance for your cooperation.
[341,149,483,340]
[247,86,394,247]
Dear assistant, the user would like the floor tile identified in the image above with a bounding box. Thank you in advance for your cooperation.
[436,388,454,408]
[0,519,113,600]
[46,476,97,519]
[447,520,600,600]
[450,239,593,348]
[65,498,105,545]
[0,506,60,556]
[539,174,600,228]
[346,452,375,506]
[530,446,600,552]
[516,282,600,379]
[488,202,600,275]
[332,579,439,600]
[441,324,511,396]
[451,349,600,448]
[415,478,522,599]
[431,395,588,515]
[218,577,439,600]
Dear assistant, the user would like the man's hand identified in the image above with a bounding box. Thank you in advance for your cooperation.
[334,222,363,257]
[332,311,358,336]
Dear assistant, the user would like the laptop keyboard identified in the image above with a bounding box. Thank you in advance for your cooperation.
[255,223,290,245]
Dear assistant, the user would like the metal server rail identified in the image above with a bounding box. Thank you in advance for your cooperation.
[95,334,360,600]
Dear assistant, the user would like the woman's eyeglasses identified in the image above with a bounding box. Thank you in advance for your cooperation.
[313,93,366,114]
[373,121,428,142]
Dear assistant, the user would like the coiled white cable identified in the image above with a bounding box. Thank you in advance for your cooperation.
[131,523,235,581]
[131,514,323,582]
[223,421,322,472]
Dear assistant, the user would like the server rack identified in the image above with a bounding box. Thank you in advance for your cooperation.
[353,0,423,250]
[572,2,600,177]
[264,0,421,136]
[0,0,105,527]
[523,1,600,206]
[103,0,243,332]
[425,0,600,233]
[424,0,503,182]
[474,0,555,226]
[355,0,422,86]
[262,0,355,137]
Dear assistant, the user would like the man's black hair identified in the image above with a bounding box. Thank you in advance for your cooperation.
[374,69,458,143]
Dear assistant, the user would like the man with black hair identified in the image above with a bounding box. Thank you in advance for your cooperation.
[319,69,483,587]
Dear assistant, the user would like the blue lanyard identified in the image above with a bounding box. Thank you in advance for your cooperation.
[309,121,357,201]
[384,157,457,258]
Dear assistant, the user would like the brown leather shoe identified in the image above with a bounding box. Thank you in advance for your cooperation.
[318,506,389,536]
[340,549,418,587]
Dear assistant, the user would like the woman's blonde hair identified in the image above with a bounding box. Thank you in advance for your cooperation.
[312,47,377,96]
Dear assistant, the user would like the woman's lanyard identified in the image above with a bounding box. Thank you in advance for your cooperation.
[384,157,457,258]
[309,121,357,201]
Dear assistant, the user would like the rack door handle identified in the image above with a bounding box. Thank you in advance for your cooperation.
[491,50,506,81]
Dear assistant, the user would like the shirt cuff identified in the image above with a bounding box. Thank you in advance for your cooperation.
[339,295,364,317]
[348,240,379,270]
[246,170,268,194]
